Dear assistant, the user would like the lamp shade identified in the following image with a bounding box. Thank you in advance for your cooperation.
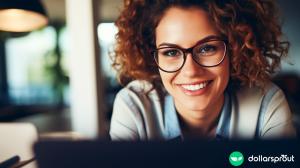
[0,0,48,32]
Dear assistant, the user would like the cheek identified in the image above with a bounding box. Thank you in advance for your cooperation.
[217,57,230,87]
[159,70,175,88]
[159,70,169,84]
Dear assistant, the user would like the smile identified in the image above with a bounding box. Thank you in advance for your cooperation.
[180,81,210,91]
[178,80,212,96]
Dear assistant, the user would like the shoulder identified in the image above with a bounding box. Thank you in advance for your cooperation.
[125,80,154,93]
[233,81,296,139]
[230,81,287,138]
[115,80,159,106]
[110,80,164,140]
[113,80,157,116]
[234,81,285,120]
[236,81,280,101]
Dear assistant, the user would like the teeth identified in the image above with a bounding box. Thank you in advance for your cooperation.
[181,81,209,91]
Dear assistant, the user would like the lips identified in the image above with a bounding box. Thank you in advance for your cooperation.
[178,80,213,95]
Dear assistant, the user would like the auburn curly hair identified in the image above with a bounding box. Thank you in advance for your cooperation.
[112,0,289,90]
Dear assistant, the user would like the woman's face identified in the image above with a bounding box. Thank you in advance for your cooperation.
[155,7,230,119]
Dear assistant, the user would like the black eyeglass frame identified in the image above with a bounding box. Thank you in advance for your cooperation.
[152,37,228,73]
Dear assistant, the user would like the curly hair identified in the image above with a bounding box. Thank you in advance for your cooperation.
[112,0,289,90]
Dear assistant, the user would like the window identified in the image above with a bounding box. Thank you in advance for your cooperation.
[5,26,69,106]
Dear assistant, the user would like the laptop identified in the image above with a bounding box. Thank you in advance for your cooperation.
[34,139,299,168]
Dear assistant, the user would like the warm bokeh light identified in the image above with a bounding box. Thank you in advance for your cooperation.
[0,9,48,32]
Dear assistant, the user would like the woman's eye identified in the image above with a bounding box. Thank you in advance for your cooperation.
[199,45,217,54]
[161,49,181,57]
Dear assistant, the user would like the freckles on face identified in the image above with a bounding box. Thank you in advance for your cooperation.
[155,7,230,114]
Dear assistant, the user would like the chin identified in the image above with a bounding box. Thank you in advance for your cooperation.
[180,98,210,112]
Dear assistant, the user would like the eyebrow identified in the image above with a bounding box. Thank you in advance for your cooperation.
[157,35,222,48]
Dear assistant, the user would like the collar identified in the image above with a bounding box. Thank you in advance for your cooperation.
[164,93,231,141]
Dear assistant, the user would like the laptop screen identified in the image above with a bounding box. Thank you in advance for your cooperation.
[34,139,299,168]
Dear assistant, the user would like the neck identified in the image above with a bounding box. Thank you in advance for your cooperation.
[180,115,219,139]
[176,94,224,139]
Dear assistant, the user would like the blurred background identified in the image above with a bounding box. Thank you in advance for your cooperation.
[0,0,299,138]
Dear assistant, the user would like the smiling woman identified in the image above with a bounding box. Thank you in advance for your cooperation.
[109,0,297,140]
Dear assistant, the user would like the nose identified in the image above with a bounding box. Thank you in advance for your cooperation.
[180,53,205,77]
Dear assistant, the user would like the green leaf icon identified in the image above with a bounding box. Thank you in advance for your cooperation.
[229,151,244,166]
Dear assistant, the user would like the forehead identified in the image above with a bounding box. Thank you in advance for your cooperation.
[155,7,219,48]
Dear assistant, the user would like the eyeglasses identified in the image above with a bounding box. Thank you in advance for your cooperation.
[153,39,227,73]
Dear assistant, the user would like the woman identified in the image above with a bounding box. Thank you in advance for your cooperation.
[109,0,296,140]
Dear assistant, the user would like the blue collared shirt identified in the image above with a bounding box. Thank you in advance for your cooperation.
[164,93,231,141]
